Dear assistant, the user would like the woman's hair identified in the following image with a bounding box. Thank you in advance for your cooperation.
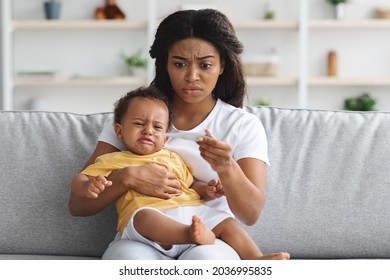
[113,86,173,128]
[149,9,246,108]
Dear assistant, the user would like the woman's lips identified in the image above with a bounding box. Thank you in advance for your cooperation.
[182,86,202,94]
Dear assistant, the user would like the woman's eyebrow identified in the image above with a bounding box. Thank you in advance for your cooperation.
[197,55,215,60]
[171,55,215,60]
[171,55,187,60]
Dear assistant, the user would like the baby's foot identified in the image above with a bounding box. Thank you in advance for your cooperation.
[189,215,215,245]
[257,252,290,260]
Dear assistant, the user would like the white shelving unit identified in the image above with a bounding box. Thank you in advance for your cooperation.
[309,19,390,29]
[12,20,147,30]
[235,18,301,104]
[1,0,12,110]
[309,77,390,87]
[1,0,156,112]
[308,18,390,87]
[10,20,149,88]
[1,0,390,112]
[307,19,390,87]
[233,20,298,29]
[13,76,147,87]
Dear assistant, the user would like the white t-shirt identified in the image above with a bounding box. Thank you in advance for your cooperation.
[98,99,269,216]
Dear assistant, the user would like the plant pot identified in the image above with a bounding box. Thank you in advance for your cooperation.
[127,67,146,77]
[333,3,346,20]
[44,2,61,20]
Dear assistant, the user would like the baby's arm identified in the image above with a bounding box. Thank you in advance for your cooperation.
[190,178,225,201]
[71,173,112,199]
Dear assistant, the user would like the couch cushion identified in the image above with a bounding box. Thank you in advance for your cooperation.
[2,107,390,259]
[243,106,390,259]
[0,254,98,260]
[0,111,117,258]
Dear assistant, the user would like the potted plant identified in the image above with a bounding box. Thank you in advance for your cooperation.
[343,93,376,111]
[44,0,62,20]
[257,99,271,106]
[263,1,275,20]
[121,50,147,76]
[325,0,349,20]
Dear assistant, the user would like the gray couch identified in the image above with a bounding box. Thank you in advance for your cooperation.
[1,107,389,259]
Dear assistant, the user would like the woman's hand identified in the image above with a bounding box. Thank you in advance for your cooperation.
[114,163,183,199]
[197,130,266,226]
[69,141,182,216]
[197,130,234,173]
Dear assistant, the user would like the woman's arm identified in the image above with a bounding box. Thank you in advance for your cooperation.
[69,141,123,216]
[69,141,183,217]
[198,137,265,226]
[221,158,265,225]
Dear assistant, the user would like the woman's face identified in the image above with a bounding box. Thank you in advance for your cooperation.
[167,38,224,105]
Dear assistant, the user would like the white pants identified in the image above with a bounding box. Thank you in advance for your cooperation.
[121,205,231,258]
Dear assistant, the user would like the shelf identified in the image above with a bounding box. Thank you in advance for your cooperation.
[309,77,390,86]
[3,1,390,112]
[13,76,147,87]
[309,19,390,29]
[233,20,298,30]
[12,20,147,30]
[246,77,298,86]
[14,76,298,87]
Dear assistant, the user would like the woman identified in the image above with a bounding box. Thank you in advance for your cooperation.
[69,9,276,260]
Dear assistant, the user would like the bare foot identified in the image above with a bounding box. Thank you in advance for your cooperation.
[256,252,290,260]
[189,215,216,245]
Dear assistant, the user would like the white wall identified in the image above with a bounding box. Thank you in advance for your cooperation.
[4,0,390,113]
[0,2,3,109]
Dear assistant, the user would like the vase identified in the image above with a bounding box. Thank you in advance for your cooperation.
[333,3,346,20]
[44,2,61,20]
[128,67,146,77]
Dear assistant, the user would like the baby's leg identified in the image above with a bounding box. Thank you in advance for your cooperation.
[213,218,290,260]
[133,209,215,247]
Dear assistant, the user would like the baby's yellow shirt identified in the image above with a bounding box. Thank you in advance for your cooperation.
[81,149,204,233]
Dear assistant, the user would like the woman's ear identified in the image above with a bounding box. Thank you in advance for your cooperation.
[219,58,225,75]
[219,64,224,75]
[114,123,123,139]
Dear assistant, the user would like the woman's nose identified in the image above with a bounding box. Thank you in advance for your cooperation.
[186,65,200,82]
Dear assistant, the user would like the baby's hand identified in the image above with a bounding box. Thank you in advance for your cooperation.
[85,175,112,199]
[206,179,225,199]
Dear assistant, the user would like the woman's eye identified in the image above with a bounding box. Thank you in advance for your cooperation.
[200,63,211,69]
[174,62,186,68]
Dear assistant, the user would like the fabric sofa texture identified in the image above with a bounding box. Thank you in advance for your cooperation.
[0,107,389,259]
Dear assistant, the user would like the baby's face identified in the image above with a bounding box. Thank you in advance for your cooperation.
[115,97,169,155]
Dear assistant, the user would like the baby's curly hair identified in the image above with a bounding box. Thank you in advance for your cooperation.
[113,86,173,128]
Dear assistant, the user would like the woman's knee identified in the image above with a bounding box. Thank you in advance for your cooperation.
[178,239,240,260]
[102,239,172,260]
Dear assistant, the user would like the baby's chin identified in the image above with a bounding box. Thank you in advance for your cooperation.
[132,145,162,156]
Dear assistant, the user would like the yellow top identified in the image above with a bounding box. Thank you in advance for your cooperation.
[81,149,204,233]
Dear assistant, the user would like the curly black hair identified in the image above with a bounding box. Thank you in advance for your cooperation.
[113,86,173,128]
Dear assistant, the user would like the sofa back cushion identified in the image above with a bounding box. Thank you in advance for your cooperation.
[1,107,390,259]
[244,106,390,259]
[0,111,117,258]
